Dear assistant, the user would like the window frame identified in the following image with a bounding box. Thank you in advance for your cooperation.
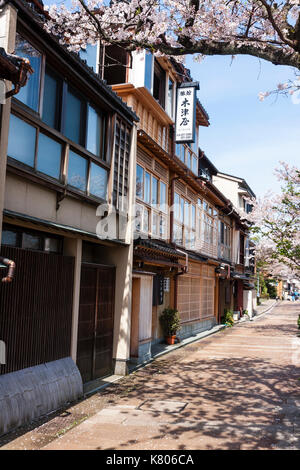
[135,162,169,239]
[175,143,198,175]
[153,59,166,109]
[219,220,232,261]
[1,224,63,254]
[13,33,44,116]
[9,31,113,204]
[41,65,62,131]
[173,191,196,249]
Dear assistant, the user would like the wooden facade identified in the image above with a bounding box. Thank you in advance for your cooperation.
[0,0,138,388]
[0,245,74,375]
[109,52,226,353]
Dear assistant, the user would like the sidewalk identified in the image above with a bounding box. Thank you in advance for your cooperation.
[234,299,278,326]
[128,323,226,374]
[22,301,300,450]
[253,298,278,317]
[0,301,283,450]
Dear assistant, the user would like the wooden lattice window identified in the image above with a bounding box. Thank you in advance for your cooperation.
[113,117,132,211]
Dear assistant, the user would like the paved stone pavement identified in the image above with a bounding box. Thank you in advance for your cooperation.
[1,301,300,450]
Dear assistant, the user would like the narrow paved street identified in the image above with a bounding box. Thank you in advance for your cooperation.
[2,301,300,450]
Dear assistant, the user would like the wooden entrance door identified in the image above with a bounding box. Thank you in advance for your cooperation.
[130,275,153,358]
[77,264,115,383]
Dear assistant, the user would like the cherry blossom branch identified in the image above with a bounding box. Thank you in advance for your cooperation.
[44,1,300,70]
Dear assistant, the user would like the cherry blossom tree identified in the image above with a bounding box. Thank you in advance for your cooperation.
[253,237,299,279]
[243,162,300,278]
[44,1,300,68]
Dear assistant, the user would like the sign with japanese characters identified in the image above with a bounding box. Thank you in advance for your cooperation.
[175,82,199,144]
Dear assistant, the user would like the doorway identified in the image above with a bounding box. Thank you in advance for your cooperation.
[77,263,115,383]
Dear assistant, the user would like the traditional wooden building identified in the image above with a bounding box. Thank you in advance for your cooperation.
[0,0,138,435]
[213,172,256,319]
[102,49,240,363]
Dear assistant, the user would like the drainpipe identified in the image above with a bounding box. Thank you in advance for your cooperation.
[0,256,15,283]
[173,248,188,310]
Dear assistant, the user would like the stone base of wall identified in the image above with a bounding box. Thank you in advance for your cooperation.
[130,341,152,366]
[0,357,83,437]
[114,358,128,376]
[177,318,217,341]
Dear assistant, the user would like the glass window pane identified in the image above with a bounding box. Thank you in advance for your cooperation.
[186,152,191,169]
[184,200,190,226]
[160,181,166,210]
[22,233,41,250]
[175,144,185,163]
[145,51,153,91]
[143,207,149,233]
[173,223,183,245]
[192,156,198,175]
[2,230,18,246]
[89,162,108,199]
[68,150,87,191]
[15,34,41,112]
[37,133,61,179]
[180,198,184,223]
[191,205,196,229]
[136,164,144,198]
[44,237,60,253]
[168,79,174,117]
[174,192,180,220]
[7,114,36,167]
[144,172,151,204]
[42,70,58,128]
[151,176,158,206]
[160,215,166,238]
[135,204,142,232]
[190,231,196,249]
[152,212,159,235]
[65,89,82,144]
[87,105,101,156]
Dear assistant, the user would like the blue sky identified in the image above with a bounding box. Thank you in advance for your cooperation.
[186,55,300,197]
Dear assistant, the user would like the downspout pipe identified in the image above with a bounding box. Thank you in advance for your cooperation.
[173,249,188,310]
[0,256,15,283]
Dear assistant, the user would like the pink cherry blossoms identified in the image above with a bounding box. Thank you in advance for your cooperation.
[240,162,300,279]
[43,1,300,71]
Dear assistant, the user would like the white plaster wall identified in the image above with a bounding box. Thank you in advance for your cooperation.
[212,175,239,208]
[252,290,257,310]
[128,51,146,88]
[243,290,253,317]
[4,174,102,234]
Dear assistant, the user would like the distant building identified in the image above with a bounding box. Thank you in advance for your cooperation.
[213,172,256,318]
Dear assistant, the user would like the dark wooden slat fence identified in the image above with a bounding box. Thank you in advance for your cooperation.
[0,245,74,375]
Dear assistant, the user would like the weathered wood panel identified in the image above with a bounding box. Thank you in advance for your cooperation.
[0,246,74,375]
[77,264,115,383]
